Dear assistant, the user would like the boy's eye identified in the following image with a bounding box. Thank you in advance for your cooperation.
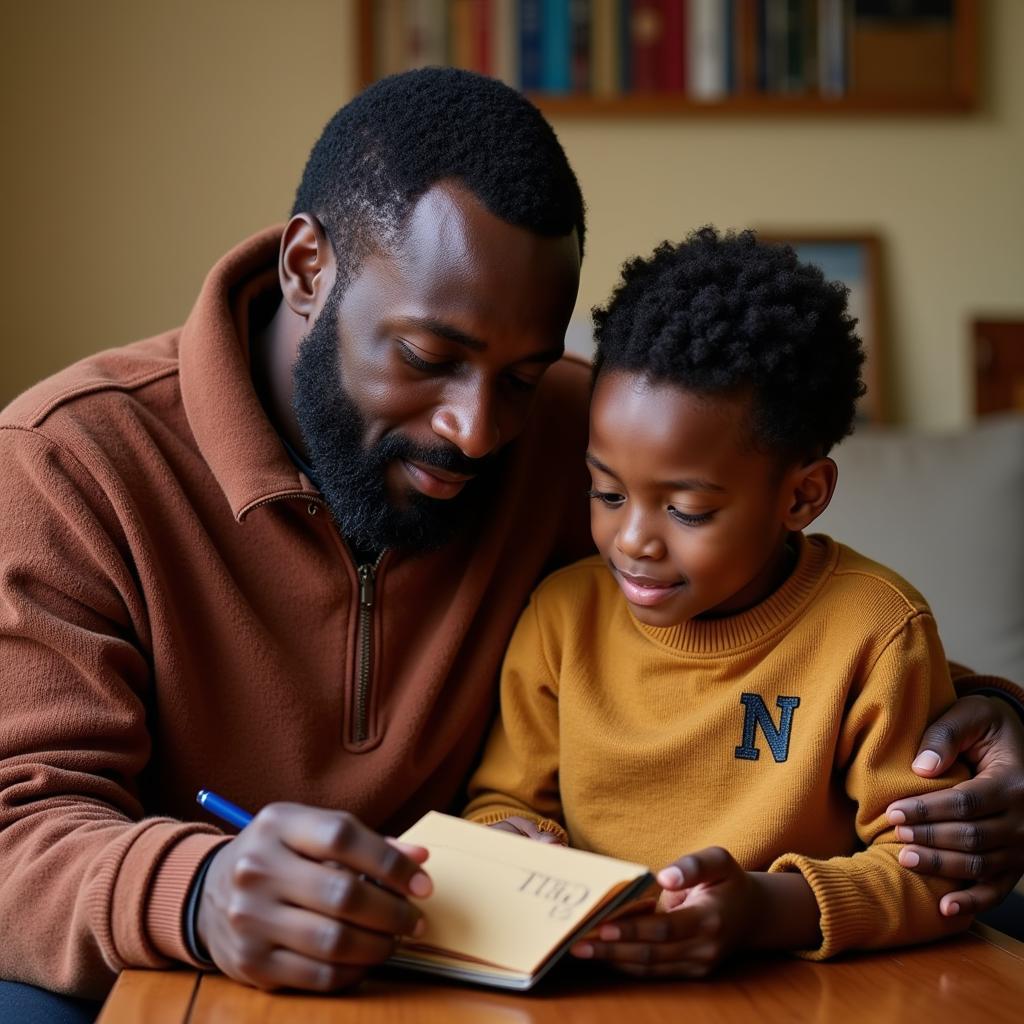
[668,506,714,527]
[586,488,624,508]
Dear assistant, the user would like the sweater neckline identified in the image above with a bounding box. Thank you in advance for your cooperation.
[634,533,837,655]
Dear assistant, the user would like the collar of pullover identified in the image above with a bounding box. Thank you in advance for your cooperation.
[178,226,321,521]
[635,533,838,655]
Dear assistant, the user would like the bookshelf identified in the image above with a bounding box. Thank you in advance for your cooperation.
[356,1,979,117]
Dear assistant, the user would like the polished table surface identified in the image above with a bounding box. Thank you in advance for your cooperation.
[97,925,1024,1023]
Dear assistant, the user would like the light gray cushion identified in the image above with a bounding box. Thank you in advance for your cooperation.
[814,414,1024,682]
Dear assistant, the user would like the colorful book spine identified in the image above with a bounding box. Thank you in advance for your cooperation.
[541,0,572,93]
[661,0,687,94]
[630,0,665,93]
[570,0,592,93]
[733,0,759,93]
[817,0,848,96]
[405,0,447,69]
[491,0,520,86]
[590,0,621,96]
[520,0,544,89]
[688,0,728,99]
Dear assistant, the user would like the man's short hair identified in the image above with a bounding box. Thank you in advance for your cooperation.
[292,67,586,286]
[592,227,866,459]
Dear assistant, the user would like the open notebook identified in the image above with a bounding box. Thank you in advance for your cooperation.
[390,811,653,990]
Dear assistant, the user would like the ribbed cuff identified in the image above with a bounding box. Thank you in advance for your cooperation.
[768,853,880,961]
[145,832,233,966]
[463,809,569,845]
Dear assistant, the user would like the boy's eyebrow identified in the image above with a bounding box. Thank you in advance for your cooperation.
[586,452,726,492]
[396,316,564,364]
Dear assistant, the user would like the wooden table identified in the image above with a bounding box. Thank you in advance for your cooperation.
[98,925,1024,1023]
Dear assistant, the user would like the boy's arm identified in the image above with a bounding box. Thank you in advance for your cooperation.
[463,596,567,841]
[768,611,970,959]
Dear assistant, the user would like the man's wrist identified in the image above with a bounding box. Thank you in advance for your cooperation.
[184,847,221,966]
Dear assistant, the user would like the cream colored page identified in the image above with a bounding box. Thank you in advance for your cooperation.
[397,812,649,975]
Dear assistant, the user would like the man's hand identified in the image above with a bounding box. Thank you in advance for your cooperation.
[489,815,564,844]
[197,803,432,992]
[888,694,1024,916]
[568,847,760,977]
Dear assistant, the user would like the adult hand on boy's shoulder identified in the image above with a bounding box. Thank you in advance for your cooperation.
[568,847,798,978]
[888,694,1024,915]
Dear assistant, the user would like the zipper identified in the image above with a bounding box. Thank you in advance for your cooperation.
[353,550,386,745]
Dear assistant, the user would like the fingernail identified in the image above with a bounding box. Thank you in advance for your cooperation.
[599,924,620,941]
[571,943,594,959]
[947,902,960,916]
[409,872,432,898]
[899,849,920,867]
[658,866,684,888]
[887,808,906,825]
[413,917,427,938]
[895,826,913,843]
[912,750,941,773]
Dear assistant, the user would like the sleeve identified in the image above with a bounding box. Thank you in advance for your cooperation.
[462,596,568,842]
[768,611,971,960]
[948,661,1024,721]
[0,427,228,999]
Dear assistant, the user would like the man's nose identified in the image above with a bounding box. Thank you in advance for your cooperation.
[430,382,501,460]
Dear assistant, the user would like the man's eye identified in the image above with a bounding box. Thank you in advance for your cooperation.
[668,506,714,527]
[586,488,624,507]
[398,342,450,373]
[502,373,539,394]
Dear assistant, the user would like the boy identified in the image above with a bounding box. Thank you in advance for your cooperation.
[464,227,969,976]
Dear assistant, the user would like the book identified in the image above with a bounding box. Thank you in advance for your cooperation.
[630,0,666,93]
[520,0,545,90]
[590,0,622,97]
[541,0,573,93]
[389,811,654,990]
[688,0,728,100]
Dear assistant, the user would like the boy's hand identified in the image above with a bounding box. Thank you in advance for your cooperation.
[489,816,564,844]
[569,847,757,977]
[887,694,1024,915]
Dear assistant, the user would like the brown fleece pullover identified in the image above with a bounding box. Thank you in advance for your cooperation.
[0,228,593,998]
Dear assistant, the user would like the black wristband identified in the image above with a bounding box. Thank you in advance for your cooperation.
[971,686,1024,724]
[183,848,220,967]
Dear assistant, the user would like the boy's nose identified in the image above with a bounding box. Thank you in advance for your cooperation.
[616,513,665,560]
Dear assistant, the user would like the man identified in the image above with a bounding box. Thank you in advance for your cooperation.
[1,69,1022,1020]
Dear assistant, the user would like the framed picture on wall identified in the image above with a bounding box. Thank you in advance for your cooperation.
[755,232,887,424]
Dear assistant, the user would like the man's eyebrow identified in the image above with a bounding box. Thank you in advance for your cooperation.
[397,317,564,364]
[585,452,726,492]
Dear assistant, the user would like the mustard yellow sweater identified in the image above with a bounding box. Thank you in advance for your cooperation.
[464,534,969,959]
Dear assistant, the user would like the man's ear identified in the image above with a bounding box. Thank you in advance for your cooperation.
[278,213,335,318]
[783,457,838,532]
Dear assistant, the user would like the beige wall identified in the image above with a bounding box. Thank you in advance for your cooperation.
[3,1,1022,427]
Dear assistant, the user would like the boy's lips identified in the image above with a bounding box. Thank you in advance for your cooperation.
[613,566,686,607]
[400,458,473,500]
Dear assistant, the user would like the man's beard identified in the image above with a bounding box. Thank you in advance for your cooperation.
[291,296,501,555]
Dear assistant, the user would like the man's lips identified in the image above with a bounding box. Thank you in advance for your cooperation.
[613,566,686,607]
[401,459,474,500]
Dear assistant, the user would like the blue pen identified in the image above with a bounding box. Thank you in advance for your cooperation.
[196,789,254,831]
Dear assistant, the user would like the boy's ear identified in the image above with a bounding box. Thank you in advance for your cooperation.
[783,457,838,532]
[278,213,336,318]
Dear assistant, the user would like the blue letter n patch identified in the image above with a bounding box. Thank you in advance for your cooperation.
[734,694,801,763]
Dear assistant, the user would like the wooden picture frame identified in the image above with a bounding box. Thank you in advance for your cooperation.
[973,318,1024,417]
[755,232,888,424]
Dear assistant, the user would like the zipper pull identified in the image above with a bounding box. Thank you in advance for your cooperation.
[358,564,376,608]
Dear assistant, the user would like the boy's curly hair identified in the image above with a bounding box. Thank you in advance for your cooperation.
[592,227,866,457]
